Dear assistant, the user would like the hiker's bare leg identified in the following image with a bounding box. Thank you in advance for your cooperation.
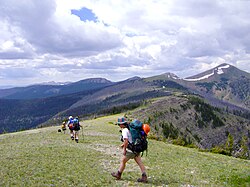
[134,156,146,173]
[70,130,74,140]
[75,131,78,139]
[118,155,130,173]
[75,131,79,142]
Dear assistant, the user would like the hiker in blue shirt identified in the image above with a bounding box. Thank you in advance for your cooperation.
[111,117,148,183]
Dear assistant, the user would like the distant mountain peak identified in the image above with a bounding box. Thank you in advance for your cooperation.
[217,63,231,67]
[126,76,141,81]
[215,63,231,74]
[145,72,180,82]
[166,72,180,79]
[75,78,112,84]
[160,72,180,80]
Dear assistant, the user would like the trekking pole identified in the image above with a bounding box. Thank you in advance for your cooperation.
[81,126,84,141]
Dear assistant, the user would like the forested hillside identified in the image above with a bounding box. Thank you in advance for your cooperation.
[129,95,250,159]
[0,90,94,133]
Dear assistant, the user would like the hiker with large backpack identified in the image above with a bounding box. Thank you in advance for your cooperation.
[72,116,81,143]
[61,121,67,134]
[67,116,75,141]
[111,117,150,183]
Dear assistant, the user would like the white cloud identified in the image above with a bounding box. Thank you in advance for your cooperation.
[0,0,250,87]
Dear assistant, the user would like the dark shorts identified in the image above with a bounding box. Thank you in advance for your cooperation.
[74,127,80,131]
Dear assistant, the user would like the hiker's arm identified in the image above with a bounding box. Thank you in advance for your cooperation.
[67,121,70,126]
[122,138,128,155]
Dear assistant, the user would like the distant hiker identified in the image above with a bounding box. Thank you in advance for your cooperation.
[61,121,66,134]
[111,117,148,183]
[72,116,81,143]
[67,116,75,140]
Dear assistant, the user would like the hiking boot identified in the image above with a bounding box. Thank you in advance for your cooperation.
[111,171,122,180]
[137,173,147,183]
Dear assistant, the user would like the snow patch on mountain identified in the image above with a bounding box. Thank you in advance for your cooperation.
[184,64,230,81]
[169,74,180,80]
[183,72,215,81]
[162,73,180,80]
[217,64,230,74]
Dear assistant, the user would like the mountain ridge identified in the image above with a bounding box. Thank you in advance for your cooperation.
[178,63,250,110]
[184,63,250,81]
[0,78,113,99]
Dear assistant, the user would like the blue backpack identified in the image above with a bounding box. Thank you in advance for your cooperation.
[128,119,148,155]
[73,118,80,131]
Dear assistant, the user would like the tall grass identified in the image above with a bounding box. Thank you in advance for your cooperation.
[0,114,249,186]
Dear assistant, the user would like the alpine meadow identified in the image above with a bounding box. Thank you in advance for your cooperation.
[0,114,250,186]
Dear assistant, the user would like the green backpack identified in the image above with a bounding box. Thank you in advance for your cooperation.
[128,119,148,155]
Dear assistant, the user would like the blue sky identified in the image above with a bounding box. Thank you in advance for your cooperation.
[0,0,250,87]
[71,8,97,22]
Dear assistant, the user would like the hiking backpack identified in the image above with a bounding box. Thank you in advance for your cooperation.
[128,119,148,155]
[73,118,80,131]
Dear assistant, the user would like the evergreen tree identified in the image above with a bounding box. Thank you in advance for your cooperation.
[225,133,234,156]
[238,136,249,159]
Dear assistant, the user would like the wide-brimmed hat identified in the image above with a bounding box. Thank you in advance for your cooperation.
[117,117,128,125]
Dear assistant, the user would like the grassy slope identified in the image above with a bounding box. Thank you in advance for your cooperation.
[0,114,249,187]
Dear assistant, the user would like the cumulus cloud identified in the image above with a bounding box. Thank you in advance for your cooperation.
[0,0,250,87]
